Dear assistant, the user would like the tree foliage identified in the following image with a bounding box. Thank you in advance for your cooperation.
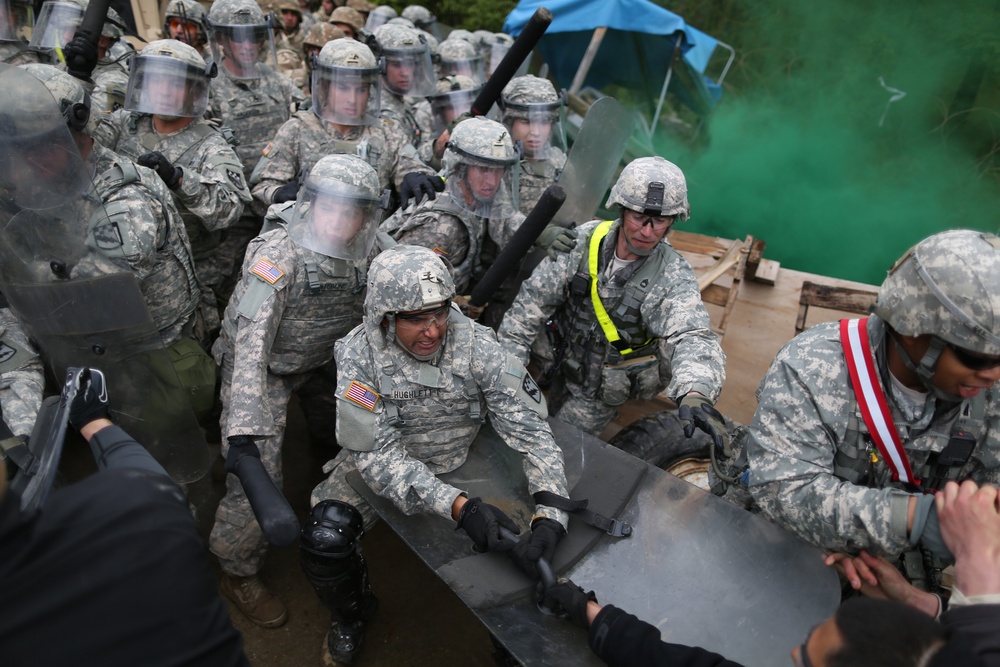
[383,0,519,32]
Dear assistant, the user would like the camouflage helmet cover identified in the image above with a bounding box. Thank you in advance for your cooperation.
[606,156,690,221]
[364,244,456,327]
[367,4,395,18]
[140,37,207,68]
[437,37,476,62]
[346,0,373,12]
[444,116,518,171]
[165,0,208,23]
[302,20,344,49]
[874,230,1000,356]
[273,0,301,16]
[501,74,561,119]
[208,0,267,25]
[17,62,93,134]
[316,35,377,68]
[328,5,363,30]
[400,4,434,24]
[385,16,413,29]
[126,39,213,117]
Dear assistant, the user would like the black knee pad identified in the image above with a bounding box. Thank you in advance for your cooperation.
[300,500,372,623]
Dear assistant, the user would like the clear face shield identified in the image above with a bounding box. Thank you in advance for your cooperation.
[286,179,382,260]
[28,0,81,49]
[380,46,435,97]
[208,21,277,79]
[430,87,479,135]
[311,62,380,126]
[125,54,212,118]
[438,54,484,87]
[364,10,390,33]
[447,153,520,220]
[504,100,566,159]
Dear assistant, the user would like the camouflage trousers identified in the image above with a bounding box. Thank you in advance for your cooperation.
[208,353,337,576]
[310,448,381,531]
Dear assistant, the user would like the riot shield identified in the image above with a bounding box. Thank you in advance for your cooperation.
[0,66,209,483]
[554,96,635,226]
[348,418,839,667]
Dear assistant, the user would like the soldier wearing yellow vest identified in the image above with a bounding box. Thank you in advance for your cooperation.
[497,157,728,442]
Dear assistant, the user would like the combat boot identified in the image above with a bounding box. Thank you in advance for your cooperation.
[220,573,288,628]
[320,594,378,666]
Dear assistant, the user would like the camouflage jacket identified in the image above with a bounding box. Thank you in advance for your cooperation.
[207,64,304,179]
[379,90,422,149]
[746,316,1000,556]
[251,110,430,209]
[215,220,366,437]
[498,219,725,402]
[92,111,252,262]
[334,308,570,527]
[517,148,566,216]
[0,306,43,438]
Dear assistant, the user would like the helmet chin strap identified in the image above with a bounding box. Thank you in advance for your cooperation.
[889,334,960,402]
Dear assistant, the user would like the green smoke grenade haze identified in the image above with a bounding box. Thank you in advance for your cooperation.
[660,0,1000,285]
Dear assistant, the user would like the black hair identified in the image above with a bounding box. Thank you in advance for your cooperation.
[827,598,946,667]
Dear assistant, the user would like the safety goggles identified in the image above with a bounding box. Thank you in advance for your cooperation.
[623,208,674,232]
[945,340,1000,371]
[395,302,450,332]
[167,17,199,31]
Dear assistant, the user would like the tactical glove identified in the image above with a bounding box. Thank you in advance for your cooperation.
[910,493,954,561]
[137,151,183,190]
[399,172,445,208]
[678,393,731,457]
[272,180,301,203]
[535,224,578,259]
[69,368,110,431]
[510,517,565,579]
[63,35,99,82]
[543,580,598,628]
[456,496,519,552]
[224,435,261,474]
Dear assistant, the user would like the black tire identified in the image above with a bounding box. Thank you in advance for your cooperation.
[609,410,712,470]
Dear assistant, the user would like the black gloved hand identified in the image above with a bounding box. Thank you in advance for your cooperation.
[456,496,519,552]
[510,517,565,579]
[63,34,99,81]
[678,393,731,457]
[224,435,261,475]
[399,171,445,208]
[137,151,183,190]
[543,580,597,628]
[272,180,300,203]
[69,368,110,431]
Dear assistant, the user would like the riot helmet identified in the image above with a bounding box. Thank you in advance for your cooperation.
[873,230,1000,398]
[487,32,514,77]
[442,116,519,218]
[286,154,383,260]
[606,156,690,221]
[328,5,362,39]
[363,244,455,357]
[302,20,343,58]
[500,75,566,159]
[28,0,81,49]
[164,0,208,48]
[428,74,479,136]
[125,39,216,118]
[362,3,393,32]
[311,38,380,126]
[385,16,413,29]
[436,37,483,86]
[207,0,278,79]
[471,29,493,54]
[400,4,436,39]
[372,22,434,97]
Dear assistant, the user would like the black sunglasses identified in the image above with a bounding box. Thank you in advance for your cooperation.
[945,341,1000,371]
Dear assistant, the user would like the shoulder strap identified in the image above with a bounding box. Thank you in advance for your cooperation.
[840,318,918,485]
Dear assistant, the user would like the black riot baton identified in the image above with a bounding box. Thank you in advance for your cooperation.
[225,438,300,547]
[468,184,566,312]
[470,7,553,117]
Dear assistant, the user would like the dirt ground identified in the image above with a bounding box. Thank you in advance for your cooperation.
[62,397,501,667]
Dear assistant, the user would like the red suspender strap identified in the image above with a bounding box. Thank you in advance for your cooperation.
[839,318,918,485]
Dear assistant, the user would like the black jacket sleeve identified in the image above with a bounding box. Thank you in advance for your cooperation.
[941,603,1000,667]
[588,604,746,667]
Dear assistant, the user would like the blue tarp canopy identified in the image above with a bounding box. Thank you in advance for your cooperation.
[503,0,727,111]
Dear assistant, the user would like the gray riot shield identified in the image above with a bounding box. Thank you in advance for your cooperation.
[554,96,635,226]
[348,418,839,667]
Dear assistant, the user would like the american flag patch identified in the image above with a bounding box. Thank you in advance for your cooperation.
[251,259,284,284]
[261,142,272,157]
[345,382,379,411]
[432,247,449,257]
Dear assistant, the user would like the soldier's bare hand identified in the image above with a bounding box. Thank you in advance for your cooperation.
[936,480,1000,597]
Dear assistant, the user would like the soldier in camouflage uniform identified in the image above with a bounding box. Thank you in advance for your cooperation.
[382,116,574,298]
[299,20,343,95]
[0,303,43,448]
[92,39,252,326]
[327,5,362,40]
[0,0,42,65]
[736,230,1000,590]
[206,0,305,303]
[400,4,437,39]
[164,0,210,55]
[209,154,385,629]
[274,0,306,56]
[414,73,479,170]
[371,22,435,148]
[434,36,483,84]
[362,3,394,33]
[500,75,568,216]
[251,38,434,210]
[498,157,727,439]
[306,244,570,665]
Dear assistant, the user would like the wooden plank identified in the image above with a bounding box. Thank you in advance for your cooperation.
[795,281,878,333]
[569,27,607,95]
[752,258,780,285]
